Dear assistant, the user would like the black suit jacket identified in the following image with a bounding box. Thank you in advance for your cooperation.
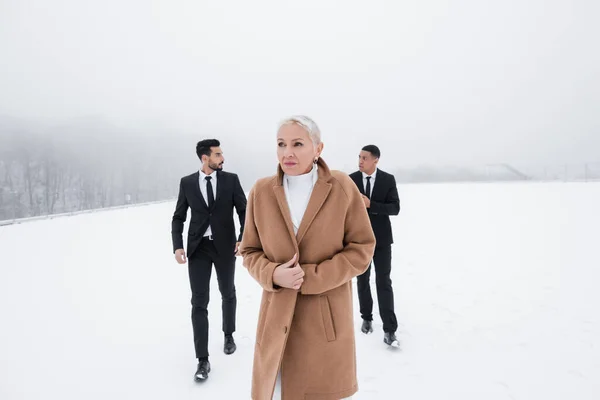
[350,169,400,247]
[171,170,247,258]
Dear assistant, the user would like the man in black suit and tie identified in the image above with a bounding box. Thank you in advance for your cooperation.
[350,145,400,348]
[171,139,247,381]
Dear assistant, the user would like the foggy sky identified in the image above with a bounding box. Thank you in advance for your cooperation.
[1,0,599,172]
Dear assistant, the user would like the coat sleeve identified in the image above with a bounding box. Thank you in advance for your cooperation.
[171,178,188,253]
[300,182,376,295]
[369,174,400,216]
[239,187,282,292]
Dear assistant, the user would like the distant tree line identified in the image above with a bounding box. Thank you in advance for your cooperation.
[0,121,195,220]
[2,118,597,221]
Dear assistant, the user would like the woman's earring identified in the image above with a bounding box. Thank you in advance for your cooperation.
[314,157,319,164]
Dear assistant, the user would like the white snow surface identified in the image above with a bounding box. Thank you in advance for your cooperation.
[1,182,599,399]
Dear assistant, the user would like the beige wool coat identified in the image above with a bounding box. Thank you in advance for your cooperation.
[240,158,376,400]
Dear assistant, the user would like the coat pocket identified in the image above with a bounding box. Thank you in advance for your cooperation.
[256,294,271,346]
[319,295,336,342]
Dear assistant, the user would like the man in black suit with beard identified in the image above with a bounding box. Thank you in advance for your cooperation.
[350,145,400,348]
[171,139,247,381]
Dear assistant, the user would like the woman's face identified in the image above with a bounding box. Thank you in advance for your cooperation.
[277,123,323,176]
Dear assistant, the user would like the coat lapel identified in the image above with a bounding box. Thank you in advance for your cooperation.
[191,172,209,209]
[296,179,332,245]
[272,185,298,248]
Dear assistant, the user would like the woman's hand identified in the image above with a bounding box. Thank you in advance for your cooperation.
[273,253,305,290]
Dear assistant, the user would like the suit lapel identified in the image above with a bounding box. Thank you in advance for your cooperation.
[296,180,332,245]
[371,172,385,201]
[273,185,298,248]
[213,171,224,209]
[191,172,209,209]
[351,173,365,196]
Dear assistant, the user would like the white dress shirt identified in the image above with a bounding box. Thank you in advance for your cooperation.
[199,169,217,237]
[362,168,377,197]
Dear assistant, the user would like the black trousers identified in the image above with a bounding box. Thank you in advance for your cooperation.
[356,244,398,333]
[188,237,236,359]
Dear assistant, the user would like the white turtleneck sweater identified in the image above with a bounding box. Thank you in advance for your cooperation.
[282,163,319,234]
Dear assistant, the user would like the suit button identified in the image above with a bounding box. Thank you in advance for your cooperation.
[209,213,212,216]
[283,326,288,334]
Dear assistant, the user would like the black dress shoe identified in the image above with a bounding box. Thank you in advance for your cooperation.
[361,319,373,334]
[224,334,237,355]
[384,332,400,348]
[194,359,211,381]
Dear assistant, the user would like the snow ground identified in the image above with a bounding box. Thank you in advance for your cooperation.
[1,182,599,399]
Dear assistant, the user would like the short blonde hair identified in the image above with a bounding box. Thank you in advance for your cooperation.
[278,115,321,146]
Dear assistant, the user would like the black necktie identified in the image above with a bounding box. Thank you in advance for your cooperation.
[205,176,214,208]
[365,176,371,199]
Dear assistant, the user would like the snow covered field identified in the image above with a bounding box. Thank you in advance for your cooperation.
[1,182,599,399]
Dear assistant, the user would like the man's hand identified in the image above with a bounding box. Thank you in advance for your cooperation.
[273,254,305,290]
[362,195,371,208]
[175,249,187,264]
[235,242,241,256]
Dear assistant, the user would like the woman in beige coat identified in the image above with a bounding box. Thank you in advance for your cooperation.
[240,116,376,400]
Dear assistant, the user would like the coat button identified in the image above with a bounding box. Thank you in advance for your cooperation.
[283,326,288,334]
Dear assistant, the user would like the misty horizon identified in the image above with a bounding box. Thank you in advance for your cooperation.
[1,0,599,171]
[1,1,599,221]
